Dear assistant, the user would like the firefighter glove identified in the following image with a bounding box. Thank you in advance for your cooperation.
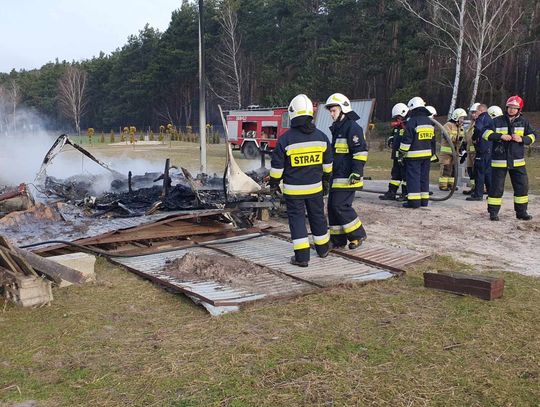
[348,173,362,185]
[322,173,331,196]
[268,177,281,196]
[397,150,405,164]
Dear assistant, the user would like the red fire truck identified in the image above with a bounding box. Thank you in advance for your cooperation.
[226,107,290,159]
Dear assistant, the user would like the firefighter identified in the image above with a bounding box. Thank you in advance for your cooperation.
[325,93,368,249]
[488,105,503,119]
[439,108,467,191]
[466,104,493,201]
[269,94,333,267]
[483,95,537,221]
[400,96,435,208]
[379,103,408,201]
[462,103,481,195]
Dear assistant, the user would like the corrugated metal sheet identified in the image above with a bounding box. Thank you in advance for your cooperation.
[333,243,430,270]
[112,233,396,313]
[315,99,376,141]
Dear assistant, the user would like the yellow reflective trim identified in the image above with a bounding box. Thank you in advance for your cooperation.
[487,197,502,205]
[313,232,330,245]
[526,134,535,144]
[343,219,362,234]
[468,145,476,152]
[283,185,323,195]
[514,195,528,204]
[408,195,421,200]
[421,193,430,199]
[293,241,311,250]
[286,146,327,156]
[491,160,507,168]
[353,155,368,161]
[323,166,333,174]
[514,159,526,167]
[483,130,494,140]
[406,150,432,158]
[332,182,363,189]
[439,177,448,183]
[329,226,345,235]
[295,109,313,116]
[399,143,411,151]
[390,180,401,186]
[440,146,452,154]
[269,168,283,178]
[418,129,434,140]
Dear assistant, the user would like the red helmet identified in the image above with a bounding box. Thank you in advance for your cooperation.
[506,95,524,110]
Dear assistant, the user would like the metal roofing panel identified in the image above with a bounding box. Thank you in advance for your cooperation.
[112,233,397,313]
[315,99,376,141]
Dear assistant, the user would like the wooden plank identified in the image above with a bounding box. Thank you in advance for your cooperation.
[9,245,89,285]
[424,272,504,300]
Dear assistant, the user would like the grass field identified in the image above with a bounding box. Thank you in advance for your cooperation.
[1,257,539,406]
[1,138,539,406]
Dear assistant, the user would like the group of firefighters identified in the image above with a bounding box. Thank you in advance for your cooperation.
[268,92,537,268]
[380,95,537,222]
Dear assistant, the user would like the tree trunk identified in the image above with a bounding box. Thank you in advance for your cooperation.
[448,0,466,117]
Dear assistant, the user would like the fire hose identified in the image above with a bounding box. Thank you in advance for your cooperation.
[362,117,458,202]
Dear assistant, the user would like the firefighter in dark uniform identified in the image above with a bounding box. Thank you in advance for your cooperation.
[466,104,493,201]
[269,94,333,267]
[400,97,435,208]
[483,95,537,221]
[325,93,368,249]
[379,103,409,201]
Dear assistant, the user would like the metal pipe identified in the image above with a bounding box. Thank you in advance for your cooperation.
[198,0,207,174]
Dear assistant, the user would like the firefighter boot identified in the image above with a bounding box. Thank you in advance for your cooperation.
[348,237,366,250]
[290,256,309,267]
[489,213,500,221]
[516,212,533,221]
[378,190,396,200]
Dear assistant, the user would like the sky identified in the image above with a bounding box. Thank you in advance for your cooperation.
[0,0,182,73]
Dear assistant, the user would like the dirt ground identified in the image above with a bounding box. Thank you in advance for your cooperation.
[351,181,539,277]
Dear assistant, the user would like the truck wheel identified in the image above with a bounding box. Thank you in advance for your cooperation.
[242,142,259,159]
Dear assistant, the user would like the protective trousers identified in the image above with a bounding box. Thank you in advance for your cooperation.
[328,190,367,247]
[487,167,529,216]
[438,154,454,190]
[388,159,407,195]
[405,158,430,208]
[285,195,330,263]
[472,155,491,198]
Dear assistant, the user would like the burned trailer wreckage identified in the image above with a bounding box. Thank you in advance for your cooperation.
[32,134,274,218]
[0,134,278,255]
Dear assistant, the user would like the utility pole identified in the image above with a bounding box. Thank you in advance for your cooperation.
[198,0,207,174]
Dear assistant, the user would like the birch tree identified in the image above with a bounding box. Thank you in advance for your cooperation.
[211,0,243,108]
[58,65,88,136]
[465,0,524,107]
[398,0,467,116]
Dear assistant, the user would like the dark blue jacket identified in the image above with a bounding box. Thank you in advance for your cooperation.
[484,113,537,169]
[400,107,435,160]
[270,123,333,198]
[472,111,493,156]
[328,113,368,190]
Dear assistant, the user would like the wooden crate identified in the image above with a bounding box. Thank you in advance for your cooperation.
[423,271,504,300]
[3,276,53,307]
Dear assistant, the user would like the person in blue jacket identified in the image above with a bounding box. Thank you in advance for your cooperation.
[269,94,333,267]
[466,104,493,201]
[324,93,368,250]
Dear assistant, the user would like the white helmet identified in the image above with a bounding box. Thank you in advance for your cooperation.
[288,94,314,120]
[469,102,481,112]
[487,105,503,118]
[451,108,467,121]
[391,103,409,118]
[325,93,352,114]
[407,96,426,110]
[426,106,437,117]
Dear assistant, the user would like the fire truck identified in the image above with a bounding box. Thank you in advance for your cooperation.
[226,106,290,159]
